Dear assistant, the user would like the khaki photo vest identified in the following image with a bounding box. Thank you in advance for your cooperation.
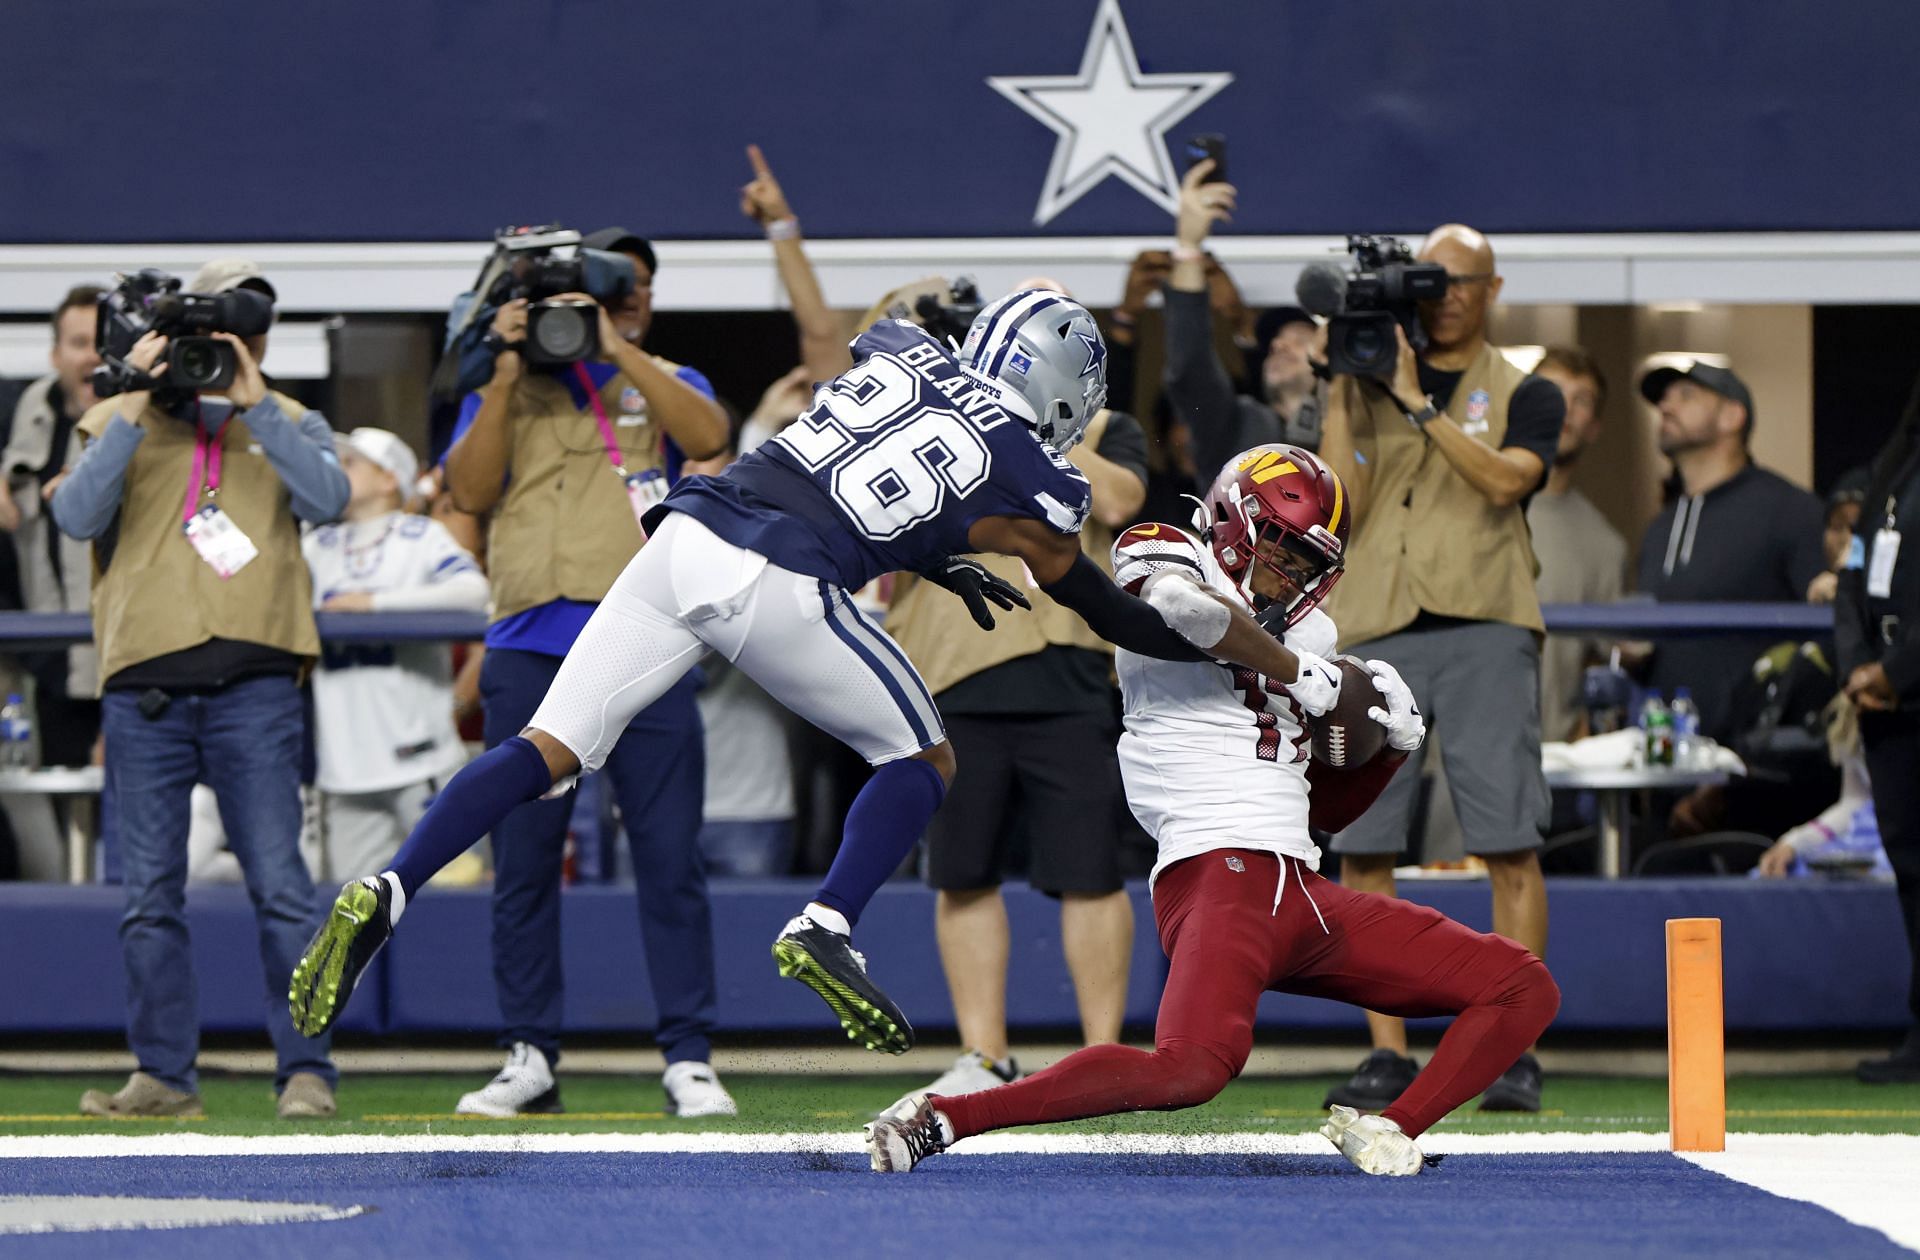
[77,390,320,689]
[1322,343,1544,648]
[484,364,676,621]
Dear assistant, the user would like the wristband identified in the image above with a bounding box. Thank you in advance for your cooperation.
[1172,245,1206,264]
[764,216,801,242]
[1402,396,1440,429]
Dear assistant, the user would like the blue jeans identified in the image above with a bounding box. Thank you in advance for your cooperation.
[481,648,715,1066]
[699,819,796,877]
[101,674,334,1094]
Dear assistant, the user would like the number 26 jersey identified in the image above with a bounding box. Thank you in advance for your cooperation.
[656,320,1093,591]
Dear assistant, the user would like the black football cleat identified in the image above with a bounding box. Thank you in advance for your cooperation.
[1324,1049,1421,1110]
[290,878,393,1038]
[772,914,915,1054]
[1478,1052,1544,1112]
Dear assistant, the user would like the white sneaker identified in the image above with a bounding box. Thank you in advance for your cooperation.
[455,1042,562,1117]
[663,1061,737,1118]
[1320,1103,1423,1176]
[880,1050,1017,1116]
[865,1093,952,1173]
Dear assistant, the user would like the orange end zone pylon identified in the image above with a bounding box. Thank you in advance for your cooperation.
[1667,917,1726,1152]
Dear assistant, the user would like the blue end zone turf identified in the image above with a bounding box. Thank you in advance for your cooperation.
[0,1152,1906,1259]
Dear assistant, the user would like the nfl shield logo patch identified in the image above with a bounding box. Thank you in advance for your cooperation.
[1008,349,1033,376]
[618,387,649,426]
[1225,856,1246,873]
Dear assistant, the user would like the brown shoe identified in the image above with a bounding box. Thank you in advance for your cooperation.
[78,1071,205,1119]
[277,1071,337,1119]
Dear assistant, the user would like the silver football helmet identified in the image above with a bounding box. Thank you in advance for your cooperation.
[956,289,1109,452]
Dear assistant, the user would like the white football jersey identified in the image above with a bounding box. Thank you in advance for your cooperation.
[1110,523,1335,891]
[303,513,485,794]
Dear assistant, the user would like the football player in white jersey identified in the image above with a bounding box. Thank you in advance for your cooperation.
[867,445,1561,1177]
[302,428,487,880]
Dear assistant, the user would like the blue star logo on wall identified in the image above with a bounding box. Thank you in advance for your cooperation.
[1074,328,1106,378]
[988,0,1233,226]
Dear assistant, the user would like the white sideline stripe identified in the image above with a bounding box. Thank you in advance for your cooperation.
[0,1130,1680,1159]
[1681,1135,1920,1255]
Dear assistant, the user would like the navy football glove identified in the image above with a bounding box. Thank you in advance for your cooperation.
[923,558,1031,631]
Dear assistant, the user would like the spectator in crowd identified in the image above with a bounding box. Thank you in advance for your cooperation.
[442,225,734,1119]
[1304,215,1566,1113]
[0,285,104,881]
[1756,695,1889,878]
[303,428,487,881]
[1806,470,1869,605]
[1527,347,1627,742]
[3,285,104,758]
[52,259,347,1119]
[1835,380,1920,1083]
[884,275,1149,1101]
[1157,169,1326,471]
[1634,361,1825,741]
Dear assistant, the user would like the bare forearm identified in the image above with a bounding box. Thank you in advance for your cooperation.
[772,237,852,379]
[446,385,514,514]
[609,342,728,459]
[1423,415,1538,507]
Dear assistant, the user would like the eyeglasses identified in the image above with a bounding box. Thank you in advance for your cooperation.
[1444,272,1495,289]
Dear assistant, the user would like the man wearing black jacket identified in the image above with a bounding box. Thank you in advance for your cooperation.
[1836,385,1920,1083]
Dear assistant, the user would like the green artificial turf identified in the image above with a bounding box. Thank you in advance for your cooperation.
[4,1072,1916,1138]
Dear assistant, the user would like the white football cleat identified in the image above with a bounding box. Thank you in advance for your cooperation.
[663,1061,738,1118]
[455,1042,562,1117]
[864,1093,952,1173]
[1321,1104,1423,1176]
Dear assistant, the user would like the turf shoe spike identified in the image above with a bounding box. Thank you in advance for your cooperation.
[1321,1104,1424,1176]
[865,1093,951,1172]
[289,877,393,1037]
[772,914,915,1055]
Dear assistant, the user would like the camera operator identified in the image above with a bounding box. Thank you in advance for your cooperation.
[440,229,737,1119]
[1164,162,1323,473]
[52,260,347,1120]
[1311,225,1565,1116]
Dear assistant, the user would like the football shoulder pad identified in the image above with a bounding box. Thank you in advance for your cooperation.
[1112,522,1206,595]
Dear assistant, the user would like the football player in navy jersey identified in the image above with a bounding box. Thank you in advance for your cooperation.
[291,290,1348,1053]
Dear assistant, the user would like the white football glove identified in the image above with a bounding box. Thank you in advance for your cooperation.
[1364,658,1425,751]
[1284,649,1342,718]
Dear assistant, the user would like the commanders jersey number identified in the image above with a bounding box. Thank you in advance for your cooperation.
[776,354,993,541]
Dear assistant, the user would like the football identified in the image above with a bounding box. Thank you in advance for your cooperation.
[1307,655,1389,769]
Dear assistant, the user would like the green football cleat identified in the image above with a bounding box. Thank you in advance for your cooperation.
[289,878,393,1038]
[772,914,914,1054]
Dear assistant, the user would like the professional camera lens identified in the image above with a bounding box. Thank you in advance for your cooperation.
[170,337,228,389]
[525,300,599,365]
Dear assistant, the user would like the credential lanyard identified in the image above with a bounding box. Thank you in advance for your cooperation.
[573,362,631,476]
[181,405,224,526]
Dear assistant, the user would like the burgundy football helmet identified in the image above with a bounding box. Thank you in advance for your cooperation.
[1200,444,1349,628]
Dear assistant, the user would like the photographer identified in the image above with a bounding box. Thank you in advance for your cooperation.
[1310,226,1565,1115]
[52,260,347,1120]
[440,229,736,1120]
[1164,163,1324,473]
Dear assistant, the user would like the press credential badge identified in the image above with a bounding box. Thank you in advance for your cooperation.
[185,504,259,579]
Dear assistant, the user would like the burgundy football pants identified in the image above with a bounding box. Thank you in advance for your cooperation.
[938,850,1559,1140]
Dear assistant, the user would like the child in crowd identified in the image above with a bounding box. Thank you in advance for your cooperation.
[303,428,488,880]
[1757,693,1892,879]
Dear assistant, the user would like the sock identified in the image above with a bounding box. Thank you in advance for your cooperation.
[387,737,554,899]
[804,902,851,937]
[812,758,946,928]
[380,872,408,926]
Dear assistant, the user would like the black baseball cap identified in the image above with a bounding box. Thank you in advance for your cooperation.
[581,227,657,277]
[1638,360,1756,425]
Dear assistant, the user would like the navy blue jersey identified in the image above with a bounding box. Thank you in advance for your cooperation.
[659,320,1091,590]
